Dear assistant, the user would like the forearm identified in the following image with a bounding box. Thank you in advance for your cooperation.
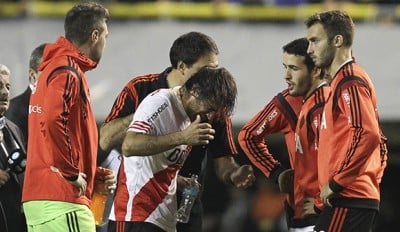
[46,111,80,178]
[238,132,280,178]
[122,131,186,156]
[99,114,132,151]
[334,87,381,187]
[214,156,255,188]
[214,156,238,185]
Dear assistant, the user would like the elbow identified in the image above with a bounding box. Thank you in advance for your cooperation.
[99,125,111,151]
[121,134,140,157]
[363,127,381,146]
[237,129,245,145]
[371,131,382,148]
[121,138,131,157]
[237,129,250,150]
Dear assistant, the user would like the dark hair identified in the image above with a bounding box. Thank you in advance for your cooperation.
[169,31,219,69]
[282,37,315,73]
[64,2,109,46]
[182,67,237,119]
[305,10,354,47]
[29,43,47,71]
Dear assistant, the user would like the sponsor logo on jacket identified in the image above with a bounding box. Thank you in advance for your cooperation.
[29,104,42,114]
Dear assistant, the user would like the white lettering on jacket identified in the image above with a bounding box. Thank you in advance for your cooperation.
[295,133,303,154]
[28,104,42,114]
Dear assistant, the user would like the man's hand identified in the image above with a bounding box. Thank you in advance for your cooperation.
[177,175,201,192]
[103,172,117,194]
[278,169,294,194]
[177,175,191,192]
[93,167,117,195]
[229,165,256,189]
[181,115,215,146]
[0,169,10,188]
[320,183,334,207]
[70,172,87,197]
[302,197,317,218]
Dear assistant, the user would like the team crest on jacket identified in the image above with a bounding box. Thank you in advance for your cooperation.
[342,92,351,106]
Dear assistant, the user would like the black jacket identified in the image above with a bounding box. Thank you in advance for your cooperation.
[5,87,31,143]
[0,118,27,232]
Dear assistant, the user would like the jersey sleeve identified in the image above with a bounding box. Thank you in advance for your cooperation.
[127,89,168,135]
[331,82,381,190]
[238,95,293,183]
[44,71,81,179]
[104,84,137,123]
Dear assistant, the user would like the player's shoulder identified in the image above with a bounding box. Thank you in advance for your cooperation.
[276,89,303,108]
[127,73,162,86]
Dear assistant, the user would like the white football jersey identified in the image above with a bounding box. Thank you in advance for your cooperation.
[109,87,191,232]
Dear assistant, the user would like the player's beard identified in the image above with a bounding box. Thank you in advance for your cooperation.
[317,42,336,69]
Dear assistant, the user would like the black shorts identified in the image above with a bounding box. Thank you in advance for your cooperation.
[314,207,378,232]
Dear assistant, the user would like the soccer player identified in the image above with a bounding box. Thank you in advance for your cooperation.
[22,3,116,231]
[291,38,330,230]
[109,66,237,232]
[239,37,325,231]
[100,31,255,232]
[305,10,387,231]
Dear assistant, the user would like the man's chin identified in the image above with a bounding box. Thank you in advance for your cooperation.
[0,106,7,115]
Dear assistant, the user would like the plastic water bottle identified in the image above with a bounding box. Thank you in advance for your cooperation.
[176,174,199,223]
[90,167,113,226]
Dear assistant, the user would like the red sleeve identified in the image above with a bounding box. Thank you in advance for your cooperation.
[333,83,381,188]
[44,71,81,179]
[104,84,137,123]
[238,96,293,180]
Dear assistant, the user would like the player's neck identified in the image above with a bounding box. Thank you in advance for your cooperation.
[329,48,352,78]
[167,69,186,88]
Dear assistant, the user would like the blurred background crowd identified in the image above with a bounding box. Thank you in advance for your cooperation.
[2,0,398,4]
[1,0,400,22]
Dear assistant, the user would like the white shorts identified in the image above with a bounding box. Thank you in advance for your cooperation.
[289,225,315,232]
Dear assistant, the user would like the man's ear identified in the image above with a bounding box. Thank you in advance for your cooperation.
[91,29,99,43]
[177,61,186,75]
[28,68,38,85]
[334,35,343,47]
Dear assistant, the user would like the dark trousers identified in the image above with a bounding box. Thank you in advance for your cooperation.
[314,207,378,232]
[107,221,165,232]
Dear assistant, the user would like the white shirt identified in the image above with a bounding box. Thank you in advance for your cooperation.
[109,87,191,232]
